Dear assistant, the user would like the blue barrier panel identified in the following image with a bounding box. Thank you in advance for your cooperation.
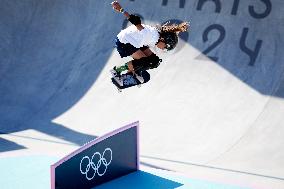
[51,122,139,189]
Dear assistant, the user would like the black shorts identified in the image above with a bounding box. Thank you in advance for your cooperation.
[115,37,148,58]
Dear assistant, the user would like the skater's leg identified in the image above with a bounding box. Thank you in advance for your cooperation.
[127,50,147,72]
[113,48,155,83]
[114,50,146,74]
[114,49,151,74]
[129,50,148,83]
[131,49,147,59]
[142,48,153,57]
[129,48,159,72]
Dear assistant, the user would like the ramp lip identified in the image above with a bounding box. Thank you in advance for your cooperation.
[51,121,139,167]
[50,121,139,189]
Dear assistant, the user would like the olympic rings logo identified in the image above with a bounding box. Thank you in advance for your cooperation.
[80,148,112,181]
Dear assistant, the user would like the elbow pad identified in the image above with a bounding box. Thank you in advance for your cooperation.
[128,14,141,26]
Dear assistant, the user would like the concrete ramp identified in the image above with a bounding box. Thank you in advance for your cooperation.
[1,0,284,188]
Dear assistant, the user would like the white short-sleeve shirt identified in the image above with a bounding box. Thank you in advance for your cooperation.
[117,24,159,48]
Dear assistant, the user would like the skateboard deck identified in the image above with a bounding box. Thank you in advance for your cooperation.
[111,71,150,91]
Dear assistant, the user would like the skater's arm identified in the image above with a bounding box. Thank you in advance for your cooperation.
[111,1,144,31]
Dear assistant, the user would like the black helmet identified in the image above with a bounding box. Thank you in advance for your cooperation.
[160,32,178,51]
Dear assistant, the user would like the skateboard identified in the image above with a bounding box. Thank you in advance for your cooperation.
[111,71,150,92]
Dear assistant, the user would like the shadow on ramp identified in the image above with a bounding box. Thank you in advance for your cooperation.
[0,137,26,152]
[0,0,116,151]
[95,171,183,189]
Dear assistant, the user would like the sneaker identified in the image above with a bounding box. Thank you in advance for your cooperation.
[110,66,121,77]
[110,67,117,77]
[135,73,144,83]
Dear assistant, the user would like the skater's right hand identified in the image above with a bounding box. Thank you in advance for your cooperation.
[111,1,123,13]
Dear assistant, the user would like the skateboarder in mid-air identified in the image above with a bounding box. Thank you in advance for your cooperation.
[110,1,189,86]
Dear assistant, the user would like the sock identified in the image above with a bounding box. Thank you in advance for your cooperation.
[115,63,128,73]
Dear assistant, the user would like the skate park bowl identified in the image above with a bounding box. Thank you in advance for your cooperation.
[0,0,284,188]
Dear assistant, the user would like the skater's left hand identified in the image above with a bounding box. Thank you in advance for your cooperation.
[111,1,123,12]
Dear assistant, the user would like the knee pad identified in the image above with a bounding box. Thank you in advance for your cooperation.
[132,54,162,71]
[147,54,161,69]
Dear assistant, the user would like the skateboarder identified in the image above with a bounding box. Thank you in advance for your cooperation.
[110,1,189,86]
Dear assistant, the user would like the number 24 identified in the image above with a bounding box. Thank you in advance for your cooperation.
[197,24,262,66]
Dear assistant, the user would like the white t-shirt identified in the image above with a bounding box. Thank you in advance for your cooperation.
[117,24,159,48]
